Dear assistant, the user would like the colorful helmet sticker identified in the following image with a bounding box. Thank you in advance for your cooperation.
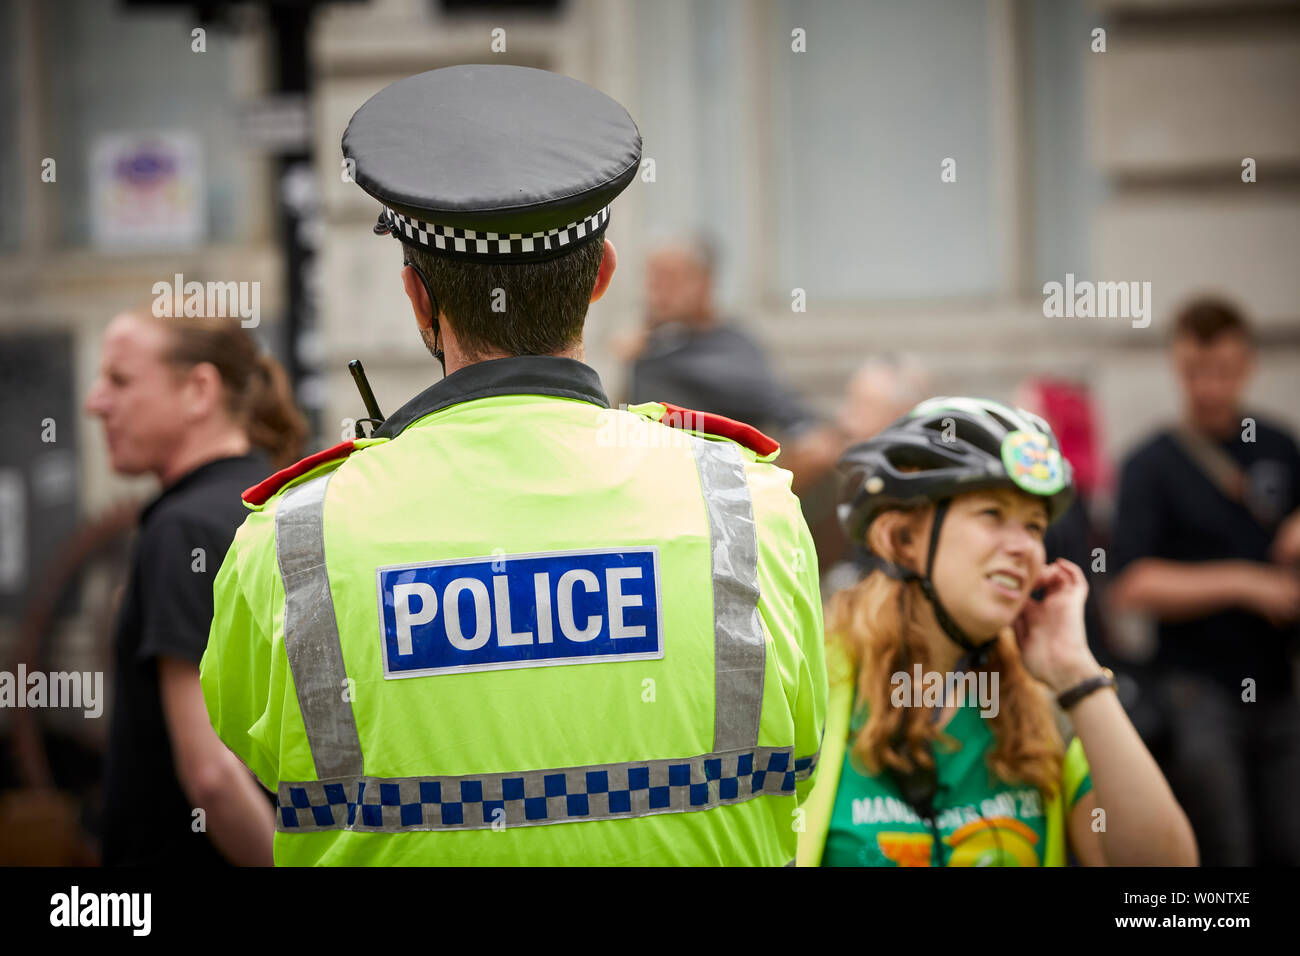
[1000,430,1065,496]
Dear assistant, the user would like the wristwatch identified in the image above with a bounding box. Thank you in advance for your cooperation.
[1057,667,1117,711]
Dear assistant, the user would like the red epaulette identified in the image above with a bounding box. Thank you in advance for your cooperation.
[242,440,358,505]
[657,402,780,457]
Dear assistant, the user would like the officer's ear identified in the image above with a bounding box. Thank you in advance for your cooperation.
[402,264,435,331]
[590,239,618,304]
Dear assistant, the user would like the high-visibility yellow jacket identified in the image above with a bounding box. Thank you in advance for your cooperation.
[797,644,1090,867]
[200,356,827,865]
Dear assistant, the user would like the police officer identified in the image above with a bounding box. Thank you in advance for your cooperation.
[200,65,827,866]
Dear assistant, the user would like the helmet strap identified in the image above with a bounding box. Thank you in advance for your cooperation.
[919,499,998,671]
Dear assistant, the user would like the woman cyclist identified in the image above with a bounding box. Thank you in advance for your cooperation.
[798,397,1196,866]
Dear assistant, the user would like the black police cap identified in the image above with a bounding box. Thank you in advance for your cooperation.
[343,65,642,263]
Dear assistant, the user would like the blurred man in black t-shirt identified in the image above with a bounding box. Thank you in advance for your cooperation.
[85,308,305,865]
[1111,297,1300,865]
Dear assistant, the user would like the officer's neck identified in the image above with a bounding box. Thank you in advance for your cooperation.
[440,331,586,377]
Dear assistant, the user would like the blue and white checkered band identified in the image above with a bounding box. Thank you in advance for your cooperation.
[275,746,818,832]
[380,204,611,259]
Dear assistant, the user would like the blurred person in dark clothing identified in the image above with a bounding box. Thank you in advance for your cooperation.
[621,235,840,493]
[85,306,307,866]
[1110,297,1300,866]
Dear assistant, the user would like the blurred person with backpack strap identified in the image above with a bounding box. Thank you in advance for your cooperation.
[1110,297,1300,866]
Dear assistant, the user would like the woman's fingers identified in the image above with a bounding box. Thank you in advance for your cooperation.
[1057,557,1086,585]
[1034,561,1067,593]
[1055,558,1091,601]
[1035,558,1087,598]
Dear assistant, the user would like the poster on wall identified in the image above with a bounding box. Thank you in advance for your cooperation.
[89,130,205,250]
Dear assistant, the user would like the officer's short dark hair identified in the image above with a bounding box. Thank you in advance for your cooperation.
[403,237,605,360]
[1172,296,1252,346]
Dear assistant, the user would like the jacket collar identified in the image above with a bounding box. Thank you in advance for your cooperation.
[374,355,610,439]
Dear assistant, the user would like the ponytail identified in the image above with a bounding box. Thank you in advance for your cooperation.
[243,352,308,470]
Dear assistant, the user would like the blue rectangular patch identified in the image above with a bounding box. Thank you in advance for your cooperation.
[377,547,663,678]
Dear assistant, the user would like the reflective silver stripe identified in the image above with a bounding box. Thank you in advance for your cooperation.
[275,745,807,833]
[275,472,363,781]
[689,437,766,752]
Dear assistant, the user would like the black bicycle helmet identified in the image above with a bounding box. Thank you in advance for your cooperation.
[836,396,1076,662]
[839,395,1075,546]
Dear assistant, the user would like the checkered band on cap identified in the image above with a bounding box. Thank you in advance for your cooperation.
[380,204,611,260]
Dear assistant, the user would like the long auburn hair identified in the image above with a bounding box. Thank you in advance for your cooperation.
[826,503,1064,797]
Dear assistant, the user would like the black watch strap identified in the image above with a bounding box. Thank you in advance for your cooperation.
[1057,668,1117,711]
